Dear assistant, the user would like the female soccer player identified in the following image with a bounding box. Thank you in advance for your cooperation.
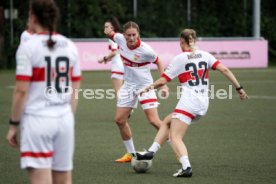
[105,21,169,163]
[98,17,124,95]
[6,0,81,183]
[137,29,248,177]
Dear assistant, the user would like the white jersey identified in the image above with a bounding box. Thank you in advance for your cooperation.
[108,39,124,75]
[163,50,220,97]
[112,33,158,87]
[164,50,220,124]
[20,30,33,44]
[16,33,82,117]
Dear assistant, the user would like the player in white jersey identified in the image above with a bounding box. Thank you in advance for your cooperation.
[98,17,124,95]
[136,29,248,177]
[6,0,81,183]
[105,21,169,163]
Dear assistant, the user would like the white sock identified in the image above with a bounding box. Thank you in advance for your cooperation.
[148,142,161,153]
[167,139,172,146]
[123,138,136,154]
[179,155,191,170]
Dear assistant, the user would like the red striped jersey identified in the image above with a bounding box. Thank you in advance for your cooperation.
[112,33,158,87]
[162,50,220,96]
[15,33,81,117]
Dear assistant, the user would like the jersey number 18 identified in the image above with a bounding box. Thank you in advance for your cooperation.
[45,56,70,93]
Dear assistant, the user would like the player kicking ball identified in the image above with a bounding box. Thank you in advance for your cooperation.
[136,28,248,177]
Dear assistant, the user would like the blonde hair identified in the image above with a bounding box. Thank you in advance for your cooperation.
[180,29,197,55]
[123,21,140,33]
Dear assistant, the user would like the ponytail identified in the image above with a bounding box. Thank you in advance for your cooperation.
[47,26,56,49]
[30,0,59,50]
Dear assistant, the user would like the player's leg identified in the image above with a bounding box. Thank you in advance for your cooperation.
[144,108,162,129]
[114,107,135,162]
[170,118,192,177]
[140,89,161,129]
[27,168,52,184]
[136,114,172,160]
[21,115,57,183]
[149,113,172,150]
[111,78,123,96]
[52,171,72,184]
[114,107,133,140]
[115,82,139,162]
[52,112,74,183]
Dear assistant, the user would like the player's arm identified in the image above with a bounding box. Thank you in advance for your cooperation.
[98,50,117,64]
[6,81,30,148]
[216,63,248,100]
[71,81,81,114]
[155,57,169,96]
[142,77,168,94]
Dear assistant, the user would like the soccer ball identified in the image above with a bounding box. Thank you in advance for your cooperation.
[131,157,152,173]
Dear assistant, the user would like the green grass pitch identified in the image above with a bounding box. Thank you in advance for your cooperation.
[1,68,276,184]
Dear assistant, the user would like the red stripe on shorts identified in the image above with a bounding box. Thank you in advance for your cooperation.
[111,71,124,75]
[21,151,53,158]
[140,99,157,104]
[174,109,195,119]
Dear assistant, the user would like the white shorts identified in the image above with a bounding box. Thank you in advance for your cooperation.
[111,70,124,80]
[172,93,209,125]
[20,112,74,171]
[111,57,124,80]
[117,84,159,110]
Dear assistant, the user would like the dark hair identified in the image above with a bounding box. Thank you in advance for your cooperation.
[30,0,60,49]
[180,29,197,46]
[123,21,140,33]
[106,16,121,33]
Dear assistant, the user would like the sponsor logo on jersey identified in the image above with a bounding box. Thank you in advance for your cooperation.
[134,54,140,61]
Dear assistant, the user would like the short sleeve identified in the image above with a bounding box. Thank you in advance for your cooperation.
[15,44,32,81]
[108,39,118,51]
[162,55,184,81]
[113,33,125,47]
[20,31,32,45]
[144,44,158,63]
[207,52,220,70]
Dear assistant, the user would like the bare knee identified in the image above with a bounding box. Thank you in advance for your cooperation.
[114,116,127,127]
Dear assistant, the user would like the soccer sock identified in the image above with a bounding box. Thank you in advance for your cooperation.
[148,142,161,153]
[123,138,136,154]
[179,155,191,170]
[166,139,172,146]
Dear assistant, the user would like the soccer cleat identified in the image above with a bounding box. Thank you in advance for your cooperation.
[173,167,192,177]
[115,153,132,163]
[135,151,154,160]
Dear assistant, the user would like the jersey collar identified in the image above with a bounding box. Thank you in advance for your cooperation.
[37,32,59,35]
[127,38,141,50]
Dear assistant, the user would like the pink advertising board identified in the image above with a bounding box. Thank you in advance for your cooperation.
[73,39,268,71]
